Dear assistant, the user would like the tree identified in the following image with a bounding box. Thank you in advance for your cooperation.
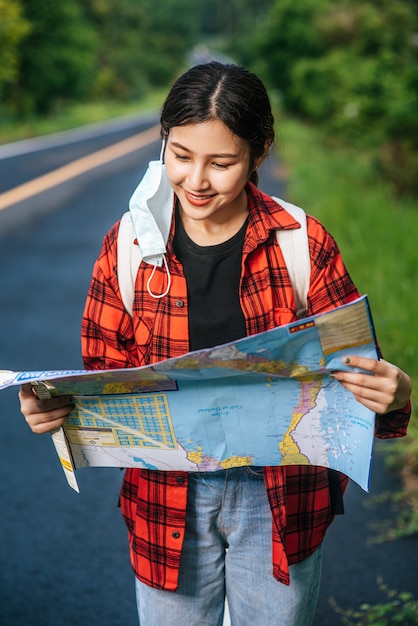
[249,0,330,97]
[84,0,200,101]
[15,0,97,114]
[250,0,418,195]
[0,0,30,102]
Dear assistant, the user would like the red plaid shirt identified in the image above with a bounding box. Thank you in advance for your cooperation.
[81,183,410,589]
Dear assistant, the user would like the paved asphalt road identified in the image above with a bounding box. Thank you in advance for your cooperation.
[0,117,417,625]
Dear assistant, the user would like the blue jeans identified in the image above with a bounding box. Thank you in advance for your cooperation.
[135,467,322,626]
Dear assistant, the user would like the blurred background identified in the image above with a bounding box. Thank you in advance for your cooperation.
[1,0,417,623]
[2,0,417,197]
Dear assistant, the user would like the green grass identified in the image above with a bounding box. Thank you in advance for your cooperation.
[0,91,167,145]
[278,115,418,491]
[329,575,418,624]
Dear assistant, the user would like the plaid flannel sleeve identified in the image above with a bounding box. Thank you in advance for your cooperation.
[81,222,140,371]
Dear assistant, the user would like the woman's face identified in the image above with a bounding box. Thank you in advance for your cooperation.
[164,120,252,228]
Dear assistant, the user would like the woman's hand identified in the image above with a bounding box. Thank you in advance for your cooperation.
[331,356,411,415]
[19,383,75,434]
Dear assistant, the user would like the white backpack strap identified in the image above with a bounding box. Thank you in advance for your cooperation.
[272,197,310,319]
[117,199,310,319]
[117,211,143,316]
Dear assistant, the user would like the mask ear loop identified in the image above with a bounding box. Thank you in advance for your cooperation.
[146,134,171,299]
[146,255,171,299]
[160,134,167,163]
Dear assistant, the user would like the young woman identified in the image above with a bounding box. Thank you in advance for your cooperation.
[20,62,411,626]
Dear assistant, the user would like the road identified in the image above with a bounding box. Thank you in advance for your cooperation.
[0,116,417,625]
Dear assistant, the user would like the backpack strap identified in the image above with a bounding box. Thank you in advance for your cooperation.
[117,211,143,316]
[272,197,310,319]
[117,199,311,319]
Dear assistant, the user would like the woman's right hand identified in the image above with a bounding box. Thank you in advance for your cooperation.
[19,383,75,434]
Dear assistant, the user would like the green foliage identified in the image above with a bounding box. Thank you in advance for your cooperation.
[363,488,418,544]
[1,0,201,117]
[0,0,30,93]
[251,0,418,197]
[329,576,418,625]
[289,1,418,138]
[199,0,272,38]
[83,0,149,101]
[13,0,97,114]
[136,0,200,85]
[255,0,418,137]
[249,0,329,95]
[0,0,276,120]
[84,0,199,101]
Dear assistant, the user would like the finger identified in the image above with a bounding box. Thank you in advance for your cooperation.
[338,378,384,402]
[19,383,37,400]
[331,370,387,392]
[19,384,74,411]
[335,360,401,395]
[24,403,74,433]
[19,384,75,433]
[340,355,382,374]
[337,380,397,414]
[28,414,69,434]
[339,356,400,379]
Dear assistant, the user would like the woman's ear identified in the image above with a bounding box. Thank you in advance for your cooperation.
[255,140,272,170]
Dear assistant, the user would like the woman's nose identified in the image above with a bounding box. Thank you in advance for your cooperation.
[187,164,209,190]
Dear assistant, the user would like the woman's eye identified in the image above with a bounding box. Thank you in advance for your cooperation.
[174,153,189,161]
[213,162,229,169]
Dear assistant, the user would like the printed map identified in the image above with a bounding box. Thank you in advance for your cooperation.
[1,296,378,491]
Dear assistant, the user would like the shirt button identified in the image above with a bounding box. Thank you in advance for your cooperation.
[175,300,184,308]
[176,476,185,484]
[172,531,181,539]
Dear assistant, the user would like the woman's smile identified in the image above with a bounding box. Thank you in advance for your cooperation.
[184,190,216,206]
[164,120,251,242]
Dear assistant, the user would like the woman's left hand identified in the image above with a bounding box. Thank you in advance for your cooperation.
[331,356,411,415]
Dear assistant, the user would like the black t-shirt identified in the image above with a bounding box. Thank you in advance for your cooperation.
[173,211,247,351]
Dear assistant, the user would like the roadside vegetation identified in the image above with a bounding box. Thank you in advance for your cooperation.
[278,114,418,527]
[329,576,418,624]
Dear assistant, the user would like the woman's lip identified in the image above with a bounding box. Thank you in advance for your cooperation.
[184,190,215,206]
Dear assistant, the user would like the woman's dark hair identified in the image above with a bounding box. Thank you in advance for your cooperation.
[160,62,275,185]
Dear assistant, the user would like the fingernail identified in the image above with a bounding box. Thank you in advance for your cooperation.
[344,357,351,364]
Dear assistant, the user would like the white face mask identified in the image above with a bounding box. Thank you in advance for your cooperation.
[129,141,174,267]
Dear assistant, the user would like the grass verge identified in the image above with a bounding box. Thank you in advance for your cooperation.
[278,115,418,533]
[0,91,167,145]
